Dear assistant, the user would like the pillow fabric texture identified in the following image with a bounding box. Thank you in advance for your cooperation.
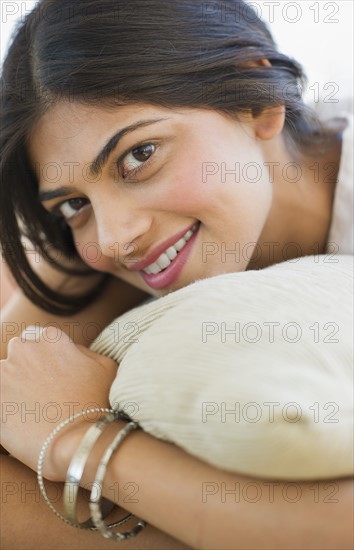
[91,255,353,480]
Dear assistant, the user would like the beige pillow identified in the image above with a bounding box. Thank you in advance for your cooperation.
[91,255,353,480]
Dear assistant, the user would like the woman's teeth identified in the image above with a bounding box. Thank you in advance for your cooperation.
[143,223,199,275]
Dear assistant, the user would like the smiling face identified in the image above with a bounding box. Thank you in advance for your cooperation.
[28,101,274,297]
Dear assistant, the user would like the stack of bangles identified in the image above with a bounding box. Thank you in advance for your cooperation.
[37,408,147,542]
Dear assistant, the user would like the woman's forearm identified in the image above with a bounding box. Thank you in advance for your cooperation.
[0,455,188,549]
[3,318,352,548]
[68,423,353,549]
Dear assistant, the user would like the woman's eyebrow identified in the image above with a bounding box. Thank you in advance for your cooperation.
[38,117,169,201]
[39,186,76,202]
[90,117,169,177]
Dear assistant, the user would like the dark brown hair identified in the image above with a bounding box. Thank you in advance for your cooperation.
[0,0,327,314]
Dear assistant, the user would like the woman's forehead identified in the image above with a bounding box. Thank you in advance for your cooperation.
[31,101,161,139]
[28,101,172,162]
[28,100,237,161]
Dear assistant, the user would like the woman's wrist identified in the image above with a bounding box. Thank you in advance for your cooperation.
[48,416,127,482]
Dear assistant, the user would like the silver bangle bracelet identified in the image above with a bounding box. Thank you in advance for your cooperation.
[37,408,127,531]
[89,420,147,541]
[64,410,131,529]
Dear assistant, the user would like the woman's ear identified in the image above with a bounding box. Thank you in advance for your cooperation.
[240,58,271,69]
[237,58,285,140]
[253,105,286,141]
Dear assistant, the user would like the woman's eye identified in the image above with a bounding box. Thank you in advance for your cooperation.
[56,197,89,221]
[120,143,156,178]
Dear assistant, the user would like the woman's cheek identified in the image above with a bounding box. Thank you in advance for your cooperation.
[75,241,114,273]
[159,161,212,214]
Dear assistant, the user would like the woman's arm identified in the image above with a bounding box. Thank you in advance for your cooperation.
[2,329,352,549]
[2,422,352,550]
[54,419,353,550]
[0,454,188,549]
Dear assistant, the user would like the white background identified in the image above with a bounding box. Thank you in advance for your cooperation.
[1,1,353,101]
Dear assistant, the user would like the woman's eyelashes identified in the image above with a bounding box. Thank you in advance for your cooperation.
[53,197,90,224]
[118,142,157,179]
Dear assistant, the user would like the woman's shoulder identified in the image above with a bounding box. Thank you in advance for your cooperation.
[310,96,353,255]
[329,103,353,255]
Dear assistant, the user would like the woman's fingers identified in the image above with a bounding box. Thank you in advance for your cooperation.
[1,324,118,475]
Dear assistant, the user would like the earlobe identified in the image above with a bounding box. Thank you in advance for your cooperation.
[254,105,286,141]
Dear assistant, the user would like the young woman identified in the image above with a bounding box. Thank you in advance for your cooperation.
[1,0,353,548]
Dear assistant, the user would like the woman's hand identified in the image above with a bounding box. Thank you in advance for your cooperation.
[0,326,117,477]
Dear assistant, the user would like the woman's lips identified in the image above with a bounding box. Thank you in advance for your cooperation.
[125,221,198,273]
[139,222,200,290]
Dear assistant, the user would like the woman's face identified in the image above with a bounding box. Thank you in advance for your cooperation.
[29,101,273,297]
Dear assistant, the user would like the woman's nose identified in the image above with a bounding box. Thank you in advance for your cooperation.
[95,203,152,263]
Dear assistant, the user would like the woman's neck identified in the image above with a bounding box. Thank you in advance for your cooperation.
[247,130,343,270]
